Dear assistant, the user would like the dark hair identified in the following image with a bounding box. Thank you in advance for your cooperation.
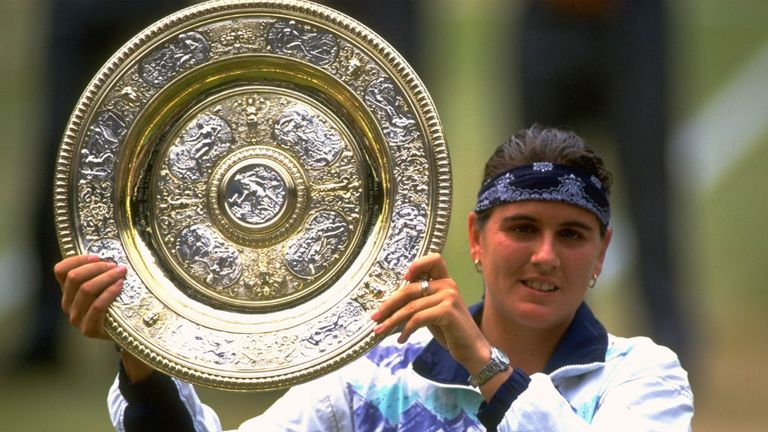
[475,124,612,234]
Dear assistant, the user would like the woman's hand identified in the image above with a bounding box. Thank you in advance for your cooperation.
[54,254,127,340]
[55,254,155,382]
[371,253,492,374]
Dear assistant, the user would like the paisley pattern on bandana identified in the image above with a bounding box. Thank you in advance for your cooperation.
[475,163,610,227]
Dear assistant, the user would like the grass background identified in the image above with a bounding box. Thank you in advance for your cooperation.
[2,0,768,430]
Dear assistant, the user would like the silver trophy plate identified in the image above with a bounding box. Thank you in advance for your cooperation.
[53,0,451,390]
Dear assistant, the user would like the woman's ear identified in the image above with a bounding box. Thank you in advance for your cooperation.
[593,227,613,276]
[468,211,482,261]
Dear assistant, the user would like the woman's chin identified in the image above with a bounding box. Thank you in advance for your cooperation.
[509,302,567,331]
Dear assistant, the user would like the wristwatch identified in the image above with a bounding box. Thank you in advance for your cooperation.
[468,346,510,387]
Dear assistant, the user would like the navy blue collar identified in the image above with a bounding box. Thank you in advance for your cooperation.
[412,302,608,385]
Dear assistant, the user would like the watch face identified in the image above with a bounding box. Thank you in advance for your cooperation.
[53,0,451,391]
[492,347,510,366]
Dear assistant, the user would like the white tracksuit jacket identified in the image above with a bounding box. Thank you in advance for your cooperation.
[108,303,694,431]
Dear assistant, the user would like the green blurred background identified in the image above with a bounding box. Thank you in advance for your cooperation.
[1,0,767,430]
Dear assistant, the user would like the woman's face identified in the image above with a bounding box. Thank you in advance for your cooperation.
[469,200,612,333]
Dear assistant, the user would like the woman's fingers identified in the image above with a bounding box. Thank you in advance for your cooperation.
[372,254,490,371]
[78,278,124,339]
[373,285,441,335]
[373,277,462,340]
[395,296,449,343]
[374,253,451,321]
[54,255,99,286]
[56,255,127,340]
[402,252,450,282]
[67,264,126,328]
[372,279,419,322]
[373,253,478,347]
[60,260,119,312]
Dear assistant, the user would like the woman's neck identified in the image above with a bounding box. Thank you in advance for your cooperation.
[479,306,570,375]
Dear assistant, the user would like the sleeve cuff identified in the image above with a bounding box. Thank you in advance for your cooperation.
[117,361,178,403]
[477,368,531,430]
[117,361,197,431]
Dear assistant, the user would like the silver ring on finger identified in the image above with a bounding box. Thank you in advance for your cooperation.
[420,278,430,297]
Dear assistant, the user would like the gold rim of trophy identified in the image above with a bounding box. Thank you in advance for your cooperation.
[53,0,451,391]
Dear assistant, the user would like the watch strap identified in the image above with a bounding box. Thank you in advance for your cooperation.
[468,346,510,387]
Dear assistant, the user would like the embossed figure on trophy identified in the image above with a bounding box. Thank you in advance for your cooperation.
[364,78,417,144]
[108,86,142,109]
[80,150,115,179]
[226,165,287,225]
[395,159,430,197]
[169,114,233,181]
[219,27,258,54]
[242,96,270,129]
[267,20,339,66]
[140,31,210,87]
[273,106,343,167]
[285,211,349,278]
[89,112,126,150]
[176,225,242,288]
[303,301,364,352]
[314,172,361,219]
[191,126,220,160]
[81,111,127,179]
[174,32,208,66]
[381,205,426,271]
[195,335,237,366]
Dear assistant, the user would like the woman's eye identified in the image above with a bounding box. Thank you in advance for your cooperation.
[560,229,583,240]
[510,224,536,234]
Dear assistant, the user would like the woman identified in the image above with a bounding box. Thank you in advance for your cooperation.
[56,125,694,430]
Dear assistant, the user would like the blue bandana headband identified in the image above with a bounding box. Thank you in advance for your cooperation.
[475,162,610,227]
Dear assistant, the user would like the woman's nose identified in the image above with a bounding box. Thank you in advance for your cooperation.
[530,235,560,270]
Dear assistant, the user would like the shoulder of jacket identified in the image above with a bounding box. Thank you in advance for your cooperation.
[606,334,679,363]
[605,334,690,389]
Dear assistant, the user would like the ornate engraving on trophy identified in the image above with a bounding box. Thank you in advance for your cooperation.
[239,333,299,368]
[159,321,240,366]
[80,111,126,180]
[140,31,210,87]
[175,224,243,288]
[224,163,288,226]
[195,333,239,366]
[238,247,291,300]
[168,114,235,182]
[77,181,117,242]
[380,204,427,272]
[364,78,418,145]
[285,211,351,278]
[393,154,430,203]
[208,146,304,246]
[333,45,379,88]
[273,106,343,168]
[237,96,272,133]
[310,160,364,224]
[155,174,207,245]
[267,20,339,66]
[152,88,365,307]
[208,21,267,56]
[301,300,366,354]
[353,280,387,312]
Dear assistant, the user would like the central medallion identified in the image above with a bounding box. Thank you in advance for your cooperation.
[208,145,308,248]
[221,160,290,228]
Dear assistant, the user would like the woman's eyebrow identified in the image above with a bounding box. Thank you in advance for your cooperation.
[499,214,595,232]
[561,220,595,232]
[498,214,538,224]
